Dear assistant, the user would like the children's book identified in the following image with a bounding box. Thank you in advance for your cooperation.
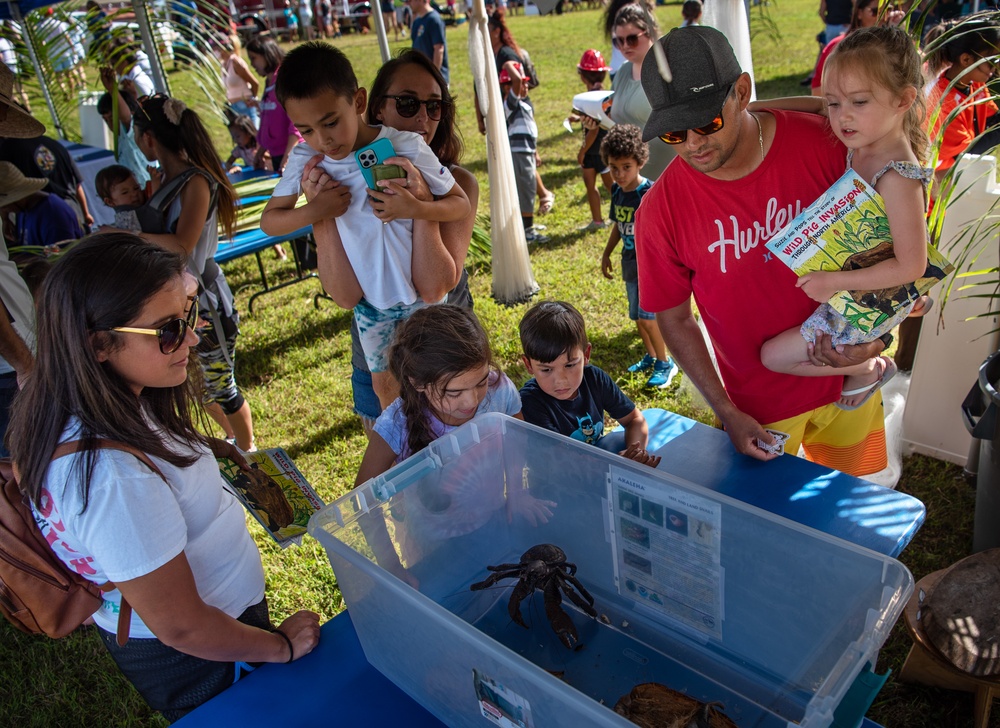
[217,448,324,548]
[765,168,954,335]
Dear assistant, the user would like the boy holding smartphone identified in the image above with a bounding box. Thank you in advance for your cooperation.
[260,41,470,409]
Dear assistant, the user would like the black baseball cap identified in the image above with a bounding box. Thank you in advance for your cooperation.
[640,26,743,142]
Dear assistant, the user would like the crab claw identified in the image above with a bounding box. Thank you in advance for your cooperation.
[544,579,579,649]
[507,578,532,629]
[696,701,728,728]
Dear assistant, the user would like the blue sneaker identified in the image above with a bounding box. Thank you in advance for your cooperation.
[525,227,550,245]
[628,353,656,373]
[646,358,678,389]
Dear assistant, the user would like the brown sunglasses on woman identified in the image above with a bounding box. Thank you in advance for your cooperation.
[612,31,647,49]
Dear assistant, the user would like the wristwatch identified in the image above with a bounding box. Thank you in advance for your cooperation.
[878,332,894,350]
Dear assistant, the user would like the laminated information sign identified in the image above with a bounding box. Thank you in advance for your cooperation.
[607,465,722,640]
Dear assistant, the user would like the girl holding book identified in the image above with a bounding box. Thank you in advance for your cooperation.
[760,26,932,410]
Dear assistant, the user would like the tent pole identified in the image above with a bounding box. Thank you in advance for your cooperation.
[11,2,64,139]
[371,1,390,63]
[131,0,171,95]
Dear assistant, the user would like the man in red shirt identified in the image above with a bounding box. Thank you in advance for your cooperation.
[634,26,889,475]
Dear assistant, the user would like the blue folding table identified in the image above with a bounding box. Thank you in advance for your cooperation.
[215,225,319,313]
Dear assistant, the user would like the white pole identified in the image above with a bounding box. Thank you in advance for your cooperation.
[131,0,171,95]
[468,0,538,304]
[371,0,390,62]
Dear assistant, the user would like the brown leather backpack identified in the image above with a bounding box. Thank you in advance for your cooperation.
[0,441,164,643]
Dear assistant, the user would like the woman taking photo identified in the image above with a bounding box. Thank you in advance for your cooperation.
[608,4,673,180]
[7,235,320,722]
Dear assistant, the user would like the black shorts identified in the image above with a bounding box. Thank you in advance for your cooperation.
[581,149,608,172]
[97,597,271,723]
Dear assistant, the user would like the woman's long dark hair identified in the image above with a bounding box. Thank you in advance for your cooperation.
[488,12,521,57]
[387,305,494,458]
[8,234,206,510]
[246,34,285,76]
[367,49,463,168]
[847,0,877,33]
[133,94,238,237]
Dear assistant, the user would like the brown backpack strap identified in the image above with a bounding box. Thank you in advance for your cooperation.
[47,440,169,645]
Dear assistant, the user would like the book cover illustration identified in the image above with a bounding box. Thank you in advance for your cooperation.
[765,168,954,335]
[218,448,324,548]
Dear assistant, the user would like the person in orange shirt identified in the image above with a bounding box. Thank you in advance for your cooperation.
[924,18,1000,182]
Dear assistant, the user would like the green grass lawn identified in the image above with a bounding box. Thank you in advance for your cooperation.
[1,3,996,726]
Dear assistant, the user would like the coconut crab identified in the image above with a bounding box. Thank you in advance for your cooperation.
[470,543,598,649]
[614,683,738,728]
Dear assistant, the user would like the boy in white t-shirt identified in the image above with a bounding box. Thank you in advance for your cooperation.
[260,41,470,408]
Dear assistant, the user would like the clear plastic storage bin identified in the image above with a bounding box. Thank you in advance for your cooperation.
[309,413,913,728]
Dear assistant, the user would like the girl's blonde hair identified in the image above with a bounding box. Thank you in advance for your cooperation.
[228,114,258,149]
[824,25,929,163]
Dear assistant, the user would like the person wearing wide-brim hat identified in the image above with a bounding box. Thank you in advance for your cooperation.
[0,161,83,251]
[0,160,47,207]
[0,60,43,455]
[633,26,891,478]
[0,61,43,139]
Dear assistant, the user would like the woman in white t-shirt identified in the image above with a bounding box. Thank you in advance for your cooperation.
[7,234,320,723]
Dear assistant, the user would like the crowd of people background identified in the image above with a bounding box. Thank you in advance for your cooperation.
[0,0,997,721]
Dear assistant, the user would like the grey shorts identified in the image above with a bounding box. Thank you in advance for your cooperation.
[511,151,536,216]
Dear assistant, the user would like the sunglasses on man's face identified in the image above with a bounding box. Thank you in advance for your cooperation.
[384,94,447,121]
[659,115,725,144]
[612,31,647,50]
[658,87,734,145]
[111,296,199,355]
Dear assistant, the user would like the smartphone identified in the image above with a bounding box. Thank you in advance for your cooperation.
[355,138,397,190]
[372,163,406,188]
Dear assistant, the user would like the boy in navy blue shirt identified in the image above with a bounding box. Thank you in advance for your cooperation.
[599,124,678,390]
[518,300,659,466]
[0,162,82,250]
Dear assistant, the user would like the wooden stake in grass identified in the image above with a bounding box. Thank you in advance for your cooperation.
[469,0,539,305]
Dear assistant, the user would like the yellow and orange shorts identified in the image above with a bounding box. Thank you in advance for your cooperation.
[764,392,886,477]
